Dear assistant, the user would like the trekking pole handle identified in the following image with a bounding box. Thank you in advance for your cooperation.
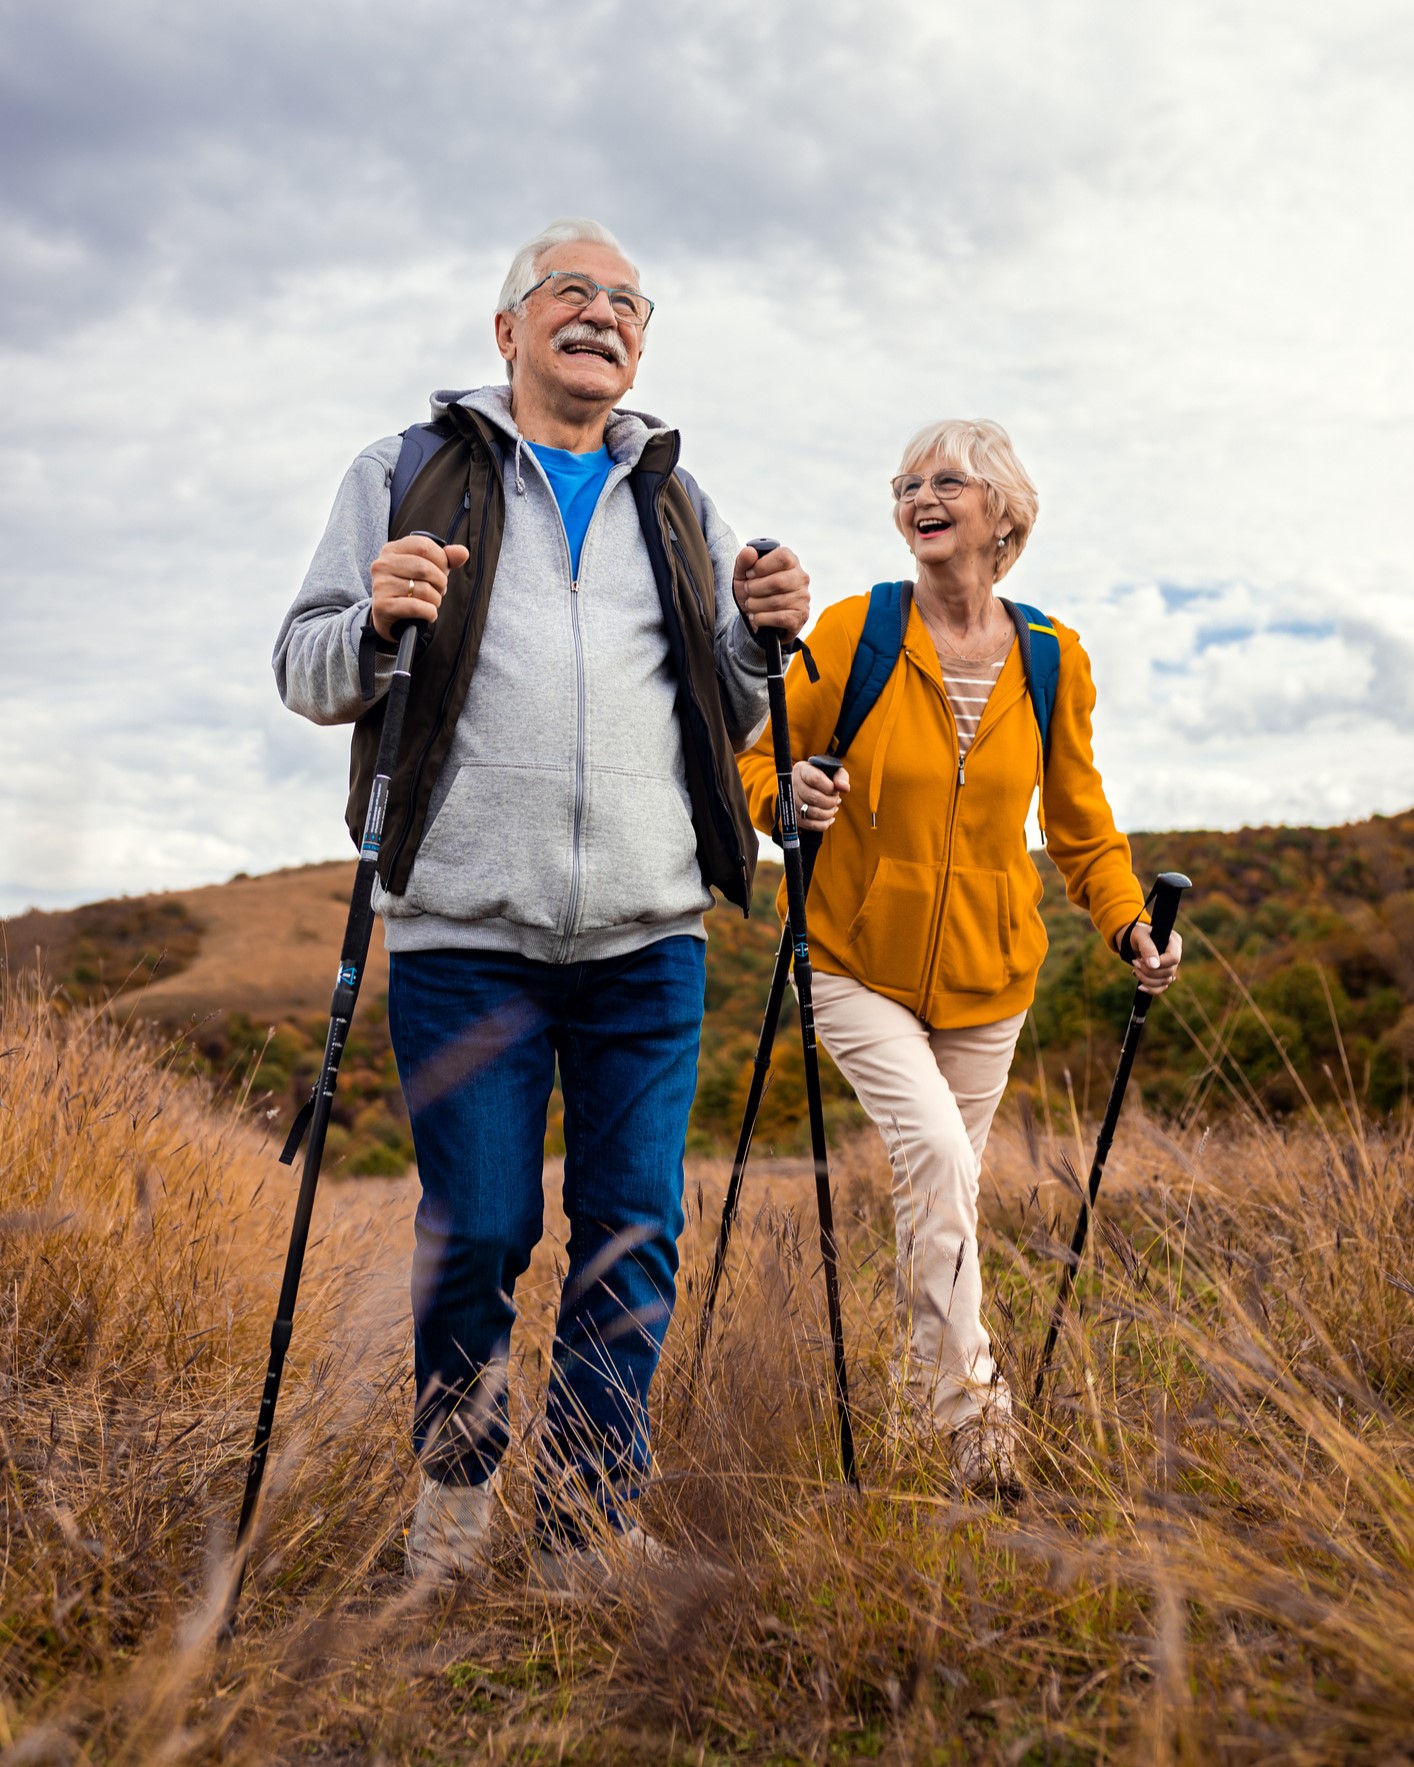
[797,757,844,884]
[745,537,788,674]
[1120,870,1192,965]
[1149,871,1192,956]
[388,526,456,659]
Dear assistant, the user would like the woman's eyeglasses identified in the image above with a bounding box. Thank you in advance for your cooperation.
[891,470,973,504]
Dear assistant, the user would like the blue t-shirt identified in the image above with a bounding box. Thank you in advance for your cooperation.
[527,442,615,581]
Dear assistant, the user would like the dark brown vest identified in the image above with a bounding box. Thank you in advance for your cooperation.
[346,404,758,912]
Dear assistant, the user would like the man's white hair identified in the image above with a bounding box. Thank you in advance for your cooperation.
[497,217,639,315]
[496,218,639,384]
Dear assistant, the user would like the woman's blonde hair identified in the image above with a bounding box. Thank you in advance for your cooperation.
[895,419,1038,581]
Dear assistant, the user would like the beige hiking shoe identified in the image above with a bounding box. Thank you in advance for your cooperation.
[406,1469,500,1580]
[531,1523,672,1601]
[948,1410,1025,1503]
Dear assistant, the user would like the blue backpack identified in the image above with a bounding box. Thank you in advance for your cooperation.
[826,580,1060,761]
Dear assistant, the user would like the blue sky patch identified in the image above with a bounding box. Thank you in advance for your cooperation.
[1196,624,1257,651]
[1269,619,1337,640]
[1158,583,1225,611]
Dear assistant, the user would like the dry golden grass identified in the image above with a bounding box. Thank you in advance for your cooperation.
[2,975,1412,1765]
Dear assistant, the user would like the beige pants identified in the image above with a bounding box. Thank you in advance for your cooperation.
[810,971,1025,1431]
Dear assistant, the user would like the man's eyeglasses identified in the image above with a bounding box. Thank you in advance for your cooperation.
[524,270,654,328]
[891,470,974,504]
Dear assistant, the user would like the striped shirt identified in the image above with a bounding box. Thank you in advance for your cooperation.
[940,634,1015,760]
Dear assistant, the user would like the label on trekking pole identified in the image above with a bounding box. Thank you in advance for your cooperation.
[360,776,390,859]
[777,773,800,851]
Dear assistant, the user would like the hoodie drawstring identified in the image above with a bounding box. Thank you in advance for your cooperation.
[513,435,527,496]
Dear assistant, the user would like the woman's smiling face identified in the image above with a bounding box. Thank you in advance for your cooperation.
[896,456,1010,571]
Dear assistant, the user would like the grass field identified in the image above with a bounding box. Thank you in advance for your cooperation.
[2,971,1413,1764]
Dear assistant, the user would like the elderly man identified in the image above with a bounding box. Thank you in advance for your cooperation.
[274,218,808,1587]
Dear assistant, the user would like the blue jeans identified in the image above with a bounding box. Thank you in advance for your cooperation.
[387,936,705,1540]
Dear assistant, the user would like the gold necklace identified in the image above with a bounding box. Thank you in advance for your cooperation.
[927,601,1008,662]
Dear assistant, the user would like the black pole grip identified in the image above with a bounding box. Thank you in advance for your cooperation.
[799,755,843,889]
[1148,871,1191,956]
[386,527,456,654]
[370,625,421,795]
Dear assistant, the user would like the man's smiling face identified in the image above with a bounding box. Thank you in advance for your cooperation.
[499,240,646,414]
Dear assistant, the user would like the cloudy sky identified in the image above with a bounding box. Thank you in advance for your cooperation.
[2,0,1411,915]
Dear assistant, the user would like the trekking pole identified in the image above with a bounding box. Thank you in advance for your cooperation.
[715,539,858,1485]
[220,609,425,1640]
[695,754,840,1365]
[1033,871,1192,1404]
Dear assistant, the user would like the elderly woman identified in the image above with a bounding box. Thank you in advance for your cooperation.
[736,419,1180,1493]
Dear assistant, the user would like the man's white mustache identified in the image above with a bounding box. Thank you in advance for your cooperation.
[551,321,629,367]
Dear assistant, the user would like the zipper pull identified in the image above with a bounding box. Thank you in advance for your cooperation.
[443,491,472,546]
[957,753,966,787]
[571,578,579,593]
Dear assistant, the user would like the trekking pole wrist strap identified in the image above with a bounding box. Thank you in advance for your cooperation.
[279,1092,316,1165]
[359,612,433,702]
[1117,884,1158,964]
[744,622,819,681]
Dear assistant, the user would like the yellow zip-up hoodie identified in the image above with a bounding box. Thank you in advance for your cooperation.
[737,592,1147,1029]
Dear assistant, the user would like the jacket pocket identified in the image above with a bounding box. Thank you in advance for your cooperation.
[938,868,1010,995]
[1009,861,1049,980]
[576,768,709,930]
[396,762,570,929]
[843,858,941,996]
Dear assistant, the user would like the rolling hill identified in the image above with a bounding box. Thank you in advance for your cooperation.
[4,808,1410,1174]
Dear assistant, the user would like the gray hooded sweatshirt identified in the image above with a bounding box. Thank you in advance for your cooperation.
[274,386,769,965]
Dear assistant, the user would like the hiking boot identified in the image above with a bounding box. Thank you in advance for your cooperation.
[948,1411,1025,1503]
[406,1469,500,1580]
[531,1523,672,1601]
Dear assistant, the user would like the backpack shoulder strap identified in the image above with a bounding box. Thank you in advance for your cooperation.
[1001,599,1060,758]
[389,418,459,531]
[828,581,912,758]
[362,416,496,700]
